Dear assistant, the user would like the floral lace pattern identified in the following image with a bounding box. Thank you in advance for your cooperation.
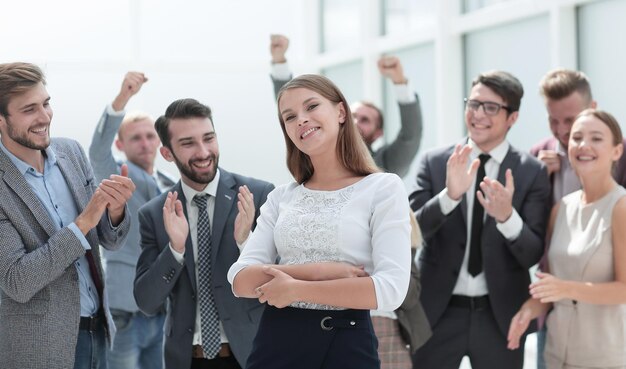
[275,185,354,310]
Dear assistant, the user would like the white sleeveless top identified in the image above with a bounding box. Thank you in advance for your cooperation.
[546,185,626,368]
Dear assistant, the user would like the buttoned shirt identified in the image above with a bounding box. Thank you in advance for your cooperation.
[438,139,523,296]
[0,141,99,316]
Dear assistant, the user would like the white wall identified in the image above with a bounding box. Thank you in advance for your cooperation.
[1,0,310,186]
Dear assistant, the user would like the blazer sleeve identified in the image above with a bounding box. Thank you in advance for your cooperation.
[409,151,453,241]
[502,164,551,269]
[373,94,423,177]
[89,107,123,182]
[133,204,186,315]
[0,208,87,303]
[271,75,291,100]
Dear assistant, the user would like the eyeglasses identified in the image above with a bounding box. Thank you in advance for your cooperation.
[464,98,511,116]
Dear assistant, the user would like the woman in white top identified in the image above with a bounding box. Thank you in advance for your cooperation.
[227,74,411,369]
[507,109,626,369]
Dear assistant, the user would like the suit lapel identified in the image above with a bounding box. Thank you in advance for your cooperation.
[212,170,236,263]
[0,150,57,237]
[175,183,198,293]
[56,151,90,214]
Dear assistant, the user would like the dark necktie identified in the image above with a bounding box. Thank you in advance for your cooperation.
[85,250,103,306]
[193,194,221,358]
[468,153,491,277]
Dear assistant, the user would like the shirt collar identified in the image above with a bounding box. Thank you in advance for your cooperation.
[181,168,221,206]
[0,140,57,175]
[468,138,509,165]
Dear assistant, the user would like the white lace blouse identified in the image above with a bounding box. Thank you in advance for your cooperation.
[227,172,411,311]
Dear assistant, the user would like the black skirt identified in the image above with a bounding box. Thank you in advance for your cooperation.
[246,305,380,369]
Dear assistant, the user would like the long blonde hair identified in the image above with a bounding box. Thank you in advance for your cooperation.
[276,74,379,183]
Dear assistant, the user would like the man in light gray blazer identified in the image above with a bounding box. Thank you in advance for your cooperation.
[409,71,551,369]
[90,71,176,369]
[0,62,134,369]
[134,98,274,369]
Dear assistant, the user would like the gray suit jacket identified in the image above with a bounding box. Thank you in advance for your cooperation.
[134,169,274,369]
[409,140,551,337]
[0,138,130,369]
[90,108,176,312]
[272,76,422,177]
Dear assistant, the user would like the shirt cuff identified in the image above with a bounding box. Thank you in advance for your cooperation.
[393,83,416,104]
[236,234,250,253]
[438,188,461,215]
[169,243,185,264]
[68,223,92,250]
[106,103,125,116]
[271,62,292,81]
[496,209,523,241]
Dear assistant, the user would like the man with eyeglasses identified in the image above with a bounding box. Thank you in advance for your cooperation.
[409,70,551,369]
[529,69,626,369]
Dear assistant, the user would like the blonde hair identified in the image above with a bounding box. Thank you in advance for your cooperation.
[276,74,379,183]
[118,111,154,140]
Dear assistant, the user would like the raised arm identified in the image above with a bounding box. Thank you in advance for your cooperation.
[373,56,423,177]
[89,71,148,181]
[269,34,292,98]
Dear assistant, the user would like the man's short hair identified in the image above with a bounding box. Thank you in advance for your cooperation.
[119,112,154,140]
[472,70,524,113]
[154,98,213,149]
[0,62,46,117]
[540,68,593,103]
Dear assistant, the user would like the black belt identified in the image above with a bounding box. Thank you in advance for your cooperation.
[79,314,103,331]
[449,295,490,310]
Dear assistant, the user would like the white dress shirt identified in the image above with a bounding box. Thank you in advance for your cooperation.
[168,170,230,345]
[437,140,523,296]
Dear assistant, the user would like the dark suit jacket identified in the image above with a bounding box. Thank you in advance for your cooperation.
[409,140,551,337]
[530,136,626,189]
[134,168,274,369]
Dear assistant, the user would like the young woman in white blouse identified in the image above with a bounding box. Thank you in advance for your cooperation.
[227,74,411,369]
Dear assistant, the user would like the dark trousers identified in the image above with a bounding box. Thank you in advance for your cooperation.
[247,306,380,369]
[191,356,241,369]
[412,301,524,369]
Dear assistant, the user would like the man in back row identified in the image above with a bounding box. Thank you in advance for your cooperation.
[90,72,176,369]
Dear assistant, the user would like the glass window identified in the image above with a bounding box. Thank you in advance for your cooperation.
[464,15,550,152]
[578,0,626,125]
[321,0,361,52]
[322,61,364,105]
[383,0,436,35]
[463,0,515,13]
[382,44,436,182]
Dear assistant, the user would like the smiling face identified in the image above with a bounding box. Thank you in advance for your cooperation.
[465,83,518,153]
[160,116,219,191]
[0,82,52,158]
[546,91,593,149]
[351,102,382,146]
[279,87,346,158]
[568,114,623,177]
[116,117,160,172]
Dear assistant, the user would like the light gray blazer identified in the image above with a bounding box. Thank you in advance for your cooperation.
[0,138,130,369]
[134,169,274,369]
[90,108,176,312]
